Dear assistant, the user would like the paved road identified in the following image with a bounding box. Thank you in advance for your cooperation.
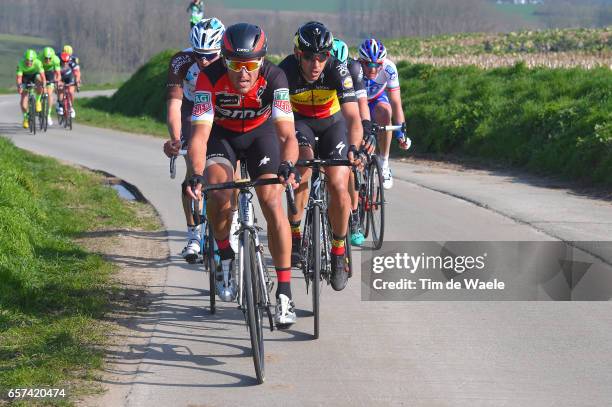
[2,92,612,407]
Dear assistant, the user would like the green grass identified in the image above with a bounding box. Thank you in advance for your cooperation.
[80,82,123,92]
[494,3,539,23]
[397,61,612,185]
[0,33,55,89]
[0,137,158,405]
[75,97,167,138]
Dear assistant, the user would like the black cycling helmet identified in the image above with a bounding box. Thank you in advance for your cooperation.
[221,23,267,59]
[294,21,334,53]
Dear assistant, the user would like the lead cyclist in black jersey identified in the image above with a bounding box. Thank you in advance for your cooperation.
[278,22,364,292]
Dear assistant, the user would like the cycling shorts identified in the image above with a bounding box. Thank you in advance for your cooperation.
[368,91,390,117]
[44,71,57,86]
[22,73,39,86]
[61,74,75,85]
[295,112,348,160]
[205,118,280,179]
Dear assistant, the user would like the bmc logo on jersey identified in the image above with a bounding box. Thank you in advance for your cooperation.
[193,92,212,116]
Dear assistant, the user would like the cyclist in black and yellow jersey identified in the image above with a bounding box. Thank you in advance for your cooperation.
[278,21,363,291]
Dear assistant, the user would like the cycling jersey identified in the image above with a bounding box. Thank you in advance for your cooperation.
[278,55,356,119]
[166,48,201,103]
[60,59,79,84]
[347,59,366,100]
[364,59,400,102]
[40,55,61,83]
[16,59,44,77]
[192,59,294,133]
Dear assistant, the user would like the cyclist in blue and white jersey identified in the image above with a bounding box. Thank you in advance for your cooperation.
[358,38,410,190]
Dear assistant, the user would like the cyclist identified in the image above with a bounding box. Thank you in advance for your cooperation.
[186,23,300,327]
[16,49,46,129]
[61,44,80,66]
[40,47,61,126]
[57,52,79,119]
[187,0,204,28]
[358,38,409,190]
[331,38,374,246]
[163,18,225,263]
[279,22,363,291]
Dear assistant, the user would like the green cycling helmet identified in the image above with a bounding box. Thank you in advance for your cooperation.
[42,46,55,59]
[24,49,37,61]
[331,38,349,63]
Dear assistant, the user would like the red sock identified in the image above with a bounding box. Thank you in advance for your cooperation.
[331,236,346,256]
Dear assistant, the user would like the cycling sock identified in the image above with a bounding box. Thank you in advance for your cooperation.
[382,156,389,168]
[23,112,28,119]
[351,211,360,232]
[275,267,292,299]
[216,237,234,260]
[331,234,346,256]
[290,221,301,240]
[36,94,41,103]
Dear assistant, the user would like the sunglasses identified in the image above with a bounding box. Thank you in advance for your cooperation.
[194,51,219,61]
[360,59,382,68]
[300,50,331,62]
[224,58,263,73]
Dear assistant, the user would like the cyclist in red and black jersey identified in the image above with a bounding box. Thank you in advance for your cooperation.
[278,21,363,292]
[186,23,300,327]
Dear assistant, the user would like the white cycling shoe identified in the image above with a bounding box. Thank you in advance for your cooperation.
[216,259,237,302]
[382,166,394,190]
[181,238,201,264]
[274,294,296,328]
[70,108,76,118]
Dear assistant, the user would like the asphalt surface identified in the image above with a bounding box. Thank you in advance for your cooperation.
[1,92,612,407]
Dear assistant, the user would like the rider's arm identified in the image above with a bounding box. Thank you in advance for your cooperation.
[188,73,215,176]
[16,73,22,94]
[335,60,363,151]
[350,60,370,121]
[167,99,183,142]
[269,71,298,164]
[166,55,185,143]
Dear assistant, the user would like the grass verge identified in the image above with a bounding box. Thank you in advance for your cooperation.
[0,137,158,405]
[74,97,167,138]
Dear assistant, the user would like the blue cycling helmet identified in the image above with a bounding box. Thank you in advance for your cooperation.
[331,38,349,63]
[358,38,387,63]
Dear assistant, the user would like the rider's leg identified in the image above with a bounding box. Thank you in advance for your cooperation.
[20,92,29,127]
[205,162,234,251]
[68,86,76,117]
[326,165,351,237]
[374,101,392,165]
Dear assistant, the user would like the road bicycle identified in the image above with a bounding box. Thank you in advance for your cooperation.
[57,82,75,130]
[297,145,354,339]
[353,123,406,250]
[170,149,218,313]
[200,156,296,384]
[21,83,38,135]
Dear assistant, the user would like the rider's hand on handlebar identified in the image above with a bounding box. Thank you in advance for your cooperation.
[163,139,182,158]
[348,144,364,169]
[277,160,301,189]
[187,174,205,201]
[361,120,376,155]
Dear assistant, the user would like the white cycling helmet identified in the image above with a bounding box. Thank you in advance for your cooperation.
[190,17,225,53]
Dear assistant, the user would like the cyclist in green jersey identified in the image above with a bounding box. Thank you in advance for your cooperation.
[187,0,204,27]
[40,47,61,126]
[16,49,46,129]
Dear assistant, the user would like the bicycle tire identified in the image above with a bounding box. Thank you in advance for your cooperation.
[368,157,386,250]
[358,167,368,238]
[29,94,36,135]
[40,95,48,132]
[242,230,265,384]
[312,205,321,339]
[207,221,216,314]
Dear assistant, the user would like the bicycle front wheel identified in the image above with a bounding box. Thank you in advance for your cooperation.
[206,221,216,314]
[311,206,321,339]
[29,95,36,135]
[40,95,48,132]
[242,230,265,384]
[368,157,386,250]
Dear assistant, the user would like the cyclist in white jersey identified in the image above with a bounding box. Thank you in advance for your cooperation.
[163,18,225,262]
[359,39,410,190]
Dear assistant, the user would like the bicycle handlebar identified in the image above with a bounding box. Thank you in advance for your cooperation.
[372,123,404,133]
[296,159,353,168]
[169,149,188,179]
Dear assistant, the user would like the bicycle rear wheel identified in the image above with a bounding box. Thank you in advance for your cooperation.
[311,206,321,339]
[206,221,216,314]
[242,230,265,383]
[367,157,385,250]
[41,95,48,132]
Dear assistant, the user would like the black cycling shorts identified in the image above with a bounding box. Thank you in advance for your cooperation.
[205,119,280,179]
[61,74,75,85]
[295,112,348,160]
[22,73,38,85]
[44,71,57,85]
